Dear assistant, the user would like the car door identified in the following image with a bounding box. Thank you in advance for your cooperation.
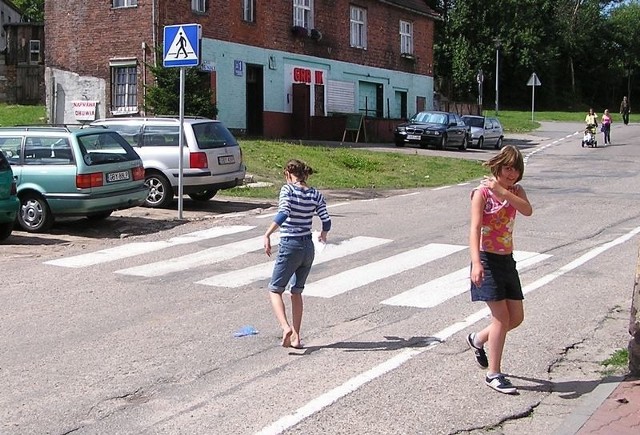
[22,135,77,205]
[484,118,496,142]
[448,114,465,146]
[0,136,23,186]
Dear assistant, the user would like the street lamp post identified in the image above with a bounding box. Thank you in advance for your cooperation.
[494,38,501,116]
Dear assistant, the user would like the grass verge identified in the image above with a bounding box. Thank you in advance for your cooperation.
[0,104,47,126]
[226,140,488,198]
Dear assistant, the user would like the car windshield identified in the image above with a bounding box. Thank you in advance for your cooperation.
[462,117,484,128]
[192,122,238,149]
[77,131,140,165]
[411,112,447,124]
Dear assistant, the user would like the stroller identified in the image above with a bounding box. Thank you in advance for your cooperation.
[581,123,598,148]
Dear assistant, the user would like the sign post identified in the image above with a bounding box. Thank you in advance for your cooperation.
[163,24,201,219]
[527,72,542,122]
[476,69,484,112]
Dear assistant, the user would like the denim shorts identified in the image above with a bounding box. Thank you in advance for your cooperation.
[268,235,315,294]
[470,251,524,301]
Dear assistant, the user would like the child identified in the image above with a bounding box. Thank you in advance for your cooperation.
[601,109,612,145]
[264,159,331,349]
[465,145,533,394]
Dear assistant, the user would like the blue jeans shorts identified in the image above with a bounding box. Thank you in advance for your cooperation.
[470,251,524,301]
[268,235,315,294]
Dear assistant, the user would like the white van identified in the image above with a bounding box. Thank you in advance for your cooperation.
[92,117,246,208]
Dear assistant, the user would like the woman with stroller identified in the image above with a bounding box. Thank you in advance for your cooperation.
[582,108,598,148]
[601,109,612,145]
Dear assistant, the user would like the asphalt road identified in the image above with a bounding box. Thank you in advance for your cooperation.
[0,121,637,434]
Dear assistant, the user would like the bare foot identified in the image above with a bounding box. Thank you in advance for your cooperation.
[281,328,293,347]
[291,334,303,349]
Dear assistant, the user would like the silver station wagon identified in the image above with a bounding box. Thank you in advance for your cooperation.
[91,117,246,208]
[0,127,148,232]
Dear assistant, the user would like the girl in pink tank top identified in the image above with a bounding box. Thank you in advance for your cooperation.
[466,145,533,394]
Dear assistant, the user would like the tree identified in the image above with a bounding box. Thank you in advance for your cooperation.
[12,0,44,22]
[144,48,218,119]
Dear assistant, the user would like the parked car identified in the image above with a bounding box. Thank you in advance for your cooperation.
[461,115,504,149]
[0,127,148,232]
[394,111,470,151]
[0,150,19,240]
[91,117,246,208]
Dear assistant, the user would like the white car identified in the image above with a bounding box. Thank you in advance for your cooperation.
[92,117,246,208]
[461,115,504,149]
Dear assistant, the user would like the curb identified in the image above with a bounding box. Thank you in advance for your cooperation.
[552,375,624,435]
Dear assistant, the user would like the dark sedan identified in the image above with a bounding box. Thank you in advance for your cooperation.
[394,111,470,150]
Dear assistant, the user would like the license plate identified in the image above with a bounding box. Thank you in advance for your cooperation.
[407,134,421,140]
[106,170,130,182]
[218,155,235,165]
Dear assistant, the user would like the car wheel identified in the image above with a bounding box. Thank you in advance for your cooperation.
[495,137,503,150]
[477,137,484,149]
[395,140,405,147]
[0,222,13,241]
[459,135,468,151]
[86,211,113,220]
[436,135,446,150]
[18,193,54,232]
[144,172,174,208]
[189,190,218,201]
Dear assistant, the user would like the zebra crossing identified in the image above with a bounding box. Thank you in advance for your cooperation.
[44,225,552,309]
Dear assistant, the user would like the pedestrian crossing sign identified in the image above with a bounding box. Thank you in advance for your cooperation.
[163,24,201,67]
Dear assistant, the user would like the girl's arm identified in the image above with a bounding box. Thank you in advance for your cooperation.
[483,178,533,216]
[469,190,484,286]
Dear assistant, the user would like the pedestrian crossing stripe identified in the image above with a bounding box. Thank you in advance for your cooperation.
[381,251,552,308]
[116,234,281,278]
[196,236,392,288]
[44,226,254,268]
[303,243,467,298]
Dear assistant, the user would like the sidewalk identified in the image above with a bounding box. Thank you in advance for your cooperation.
[555,376,640,434]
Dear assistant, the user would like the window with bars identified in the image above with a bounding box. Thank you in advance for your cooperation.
[111,65,138,114]
[113,0,137,7]
[192,0,206,13]
[243,0,256,22]
[350,6,367,49]
[400,20,413,55]
[29,40,41,64]
[293,0,313,28]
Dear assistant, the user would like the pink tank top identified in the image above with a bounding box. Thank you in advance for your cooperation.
[472,185,520,254]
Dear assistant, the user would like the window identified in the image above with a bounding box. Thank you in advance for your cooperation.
[112,0,137,7]
[350,6,367,49]
[243,0,256,22]
[24,137,73,165]
[293,0,313,28]
[111,64,138,114]
[400,20,413,55]
[192,0,206,13]
[29,40,41,64]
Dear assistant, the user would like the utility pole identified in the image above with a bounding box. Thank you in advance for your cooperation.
[494,38,501,116]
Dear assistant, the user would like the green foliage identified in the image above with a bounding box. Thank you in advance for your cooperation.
[435,0,638,110]
[602,348,629,368]
[144,48,218,118]
[12,0,43,21]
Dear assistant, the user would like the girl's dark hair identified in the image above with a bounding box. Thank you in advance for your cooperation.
[483,145,524,182]
[285,159,314,181]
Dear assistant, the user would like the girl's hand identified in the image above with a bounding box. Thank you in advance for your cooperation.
[482,176,506,196]
[318,231,328,243]
[264,235,272,257]
[470,263,484,287]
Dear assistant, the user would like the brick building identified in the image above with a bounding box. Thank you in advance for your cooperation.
[44,0,438,140]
